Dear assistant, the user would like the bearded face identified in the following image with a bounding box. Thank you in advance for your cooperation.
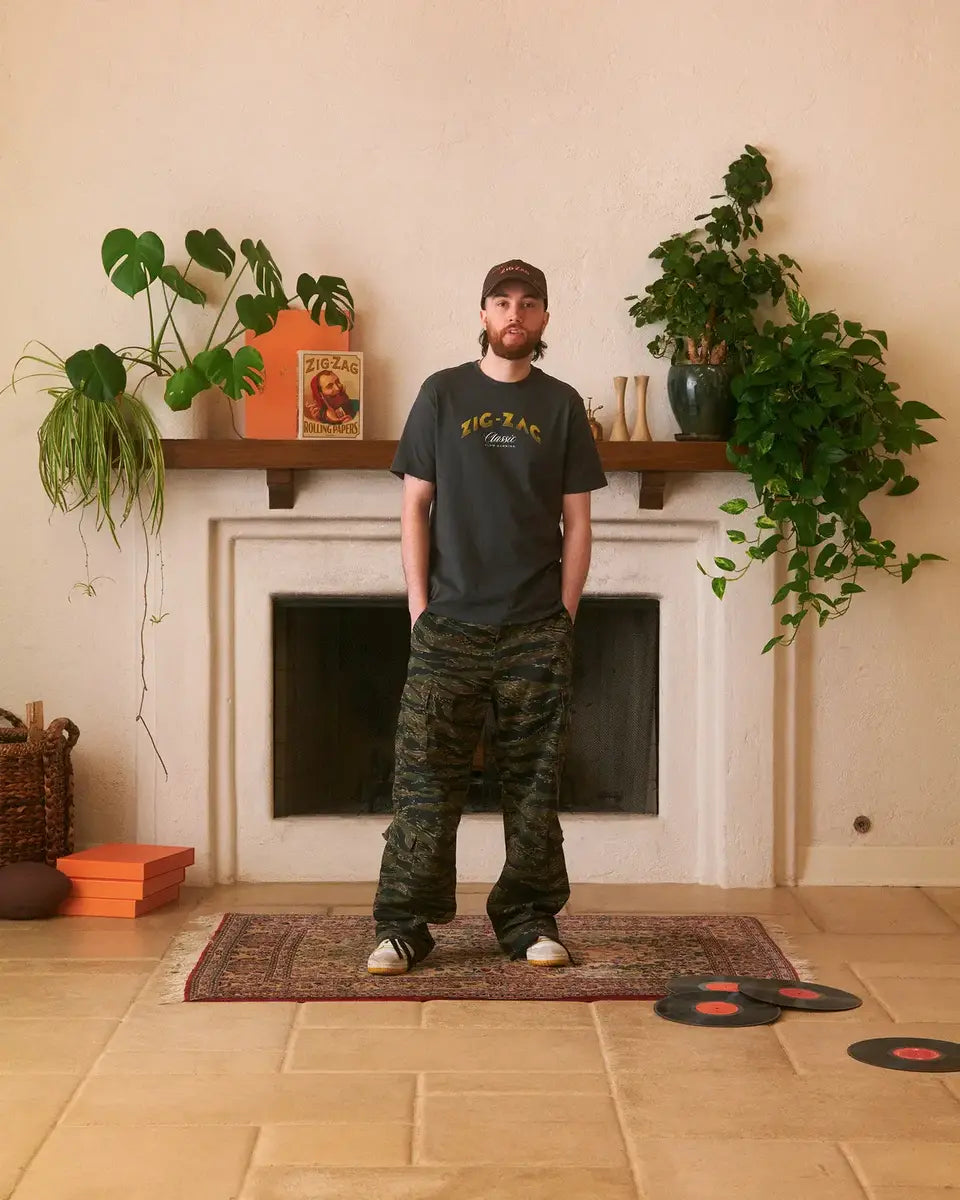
[318,371,349,407]
[481,285,549,361]
[307,371,355,423]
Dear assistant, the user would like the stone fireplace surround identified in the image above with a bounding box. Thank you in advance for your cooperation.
[135,467,781,888]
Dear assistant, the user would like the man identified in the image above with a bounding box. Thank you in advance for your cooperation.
[305,368,359,425]
[368,259,607,975]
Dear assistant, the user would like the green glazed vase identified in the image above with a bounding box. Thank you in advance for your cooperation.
[666,362,736,440]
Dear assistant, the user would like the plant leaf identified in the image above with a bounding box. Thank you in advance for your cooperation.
[64,345,127,403]
[785,290,810,324]
[887,476,919,496]
[164,365,209,411]
[899,400,943,421]
[184,228,236,276]
[712,576,726,600]
[727,529,747,543]
[296,272,356,330]
[235,292,284,335]
[762,635,785,653]
[714,557,736,572]
[102,229,164,297]
[719,498,749,515]
[159,265,206,305]
[194,345,265,400]
[240,238,285,301]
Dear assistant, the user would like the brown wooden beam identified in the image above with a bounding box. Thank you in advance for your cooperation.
[266,468,295,509]
[637,471,668,510]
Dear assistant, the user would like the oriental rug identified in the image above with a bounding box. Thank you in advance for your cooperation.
[154,912,813,1003]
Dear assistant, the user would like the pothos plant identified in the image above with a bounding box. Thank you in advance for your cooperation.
[701,289,944,651]
[8,228,355,769]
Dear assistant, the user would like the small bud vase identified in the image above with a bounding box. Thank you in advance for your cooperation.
[630,374,652,441]
[609,376,629,442]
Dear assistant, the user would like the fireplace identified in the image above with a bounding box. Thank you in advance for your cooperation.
[140,469,777,885]
[272,596,659,818]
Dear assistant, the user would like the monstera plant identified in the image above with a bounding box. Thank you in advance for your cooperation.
[6,229,355,771]
[9,227,355,545]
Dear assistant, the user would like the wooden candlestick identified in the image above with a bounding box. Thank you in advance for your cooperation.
[630,374,652,441]
[609,376,629,442]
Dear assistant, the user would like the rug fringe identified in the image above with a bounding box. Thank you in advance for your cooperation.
[148,912,226,1004]
[758,918,816,980]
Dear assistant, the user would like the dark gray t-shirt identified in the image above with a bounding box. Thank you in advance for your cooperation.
[390,361,607,625]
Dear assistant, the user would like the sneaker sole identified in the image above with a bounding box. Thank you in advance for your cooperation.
[367,964,410,975]
[527,957,570,967]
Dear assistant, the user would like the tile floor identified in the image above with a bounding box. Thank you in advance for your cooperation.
[1,883,959,1199]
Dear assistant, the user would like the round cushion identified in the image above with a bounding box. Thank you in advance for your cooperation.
[0,862,73,920]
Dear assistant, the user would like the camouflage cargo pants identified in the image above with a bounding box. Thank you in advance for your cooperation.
[373,609,574,962]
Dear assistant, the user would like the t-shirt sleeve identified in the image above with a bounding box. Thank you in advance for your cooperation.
[562,392,608,494]
[390,381,437,482]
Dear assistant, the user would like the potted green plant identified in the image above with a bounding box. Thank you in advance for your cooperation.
[626,145,799,440]
[9,227,355,551]
[626,146,944,646]
[6,227,355,768]
[704,289,944,650]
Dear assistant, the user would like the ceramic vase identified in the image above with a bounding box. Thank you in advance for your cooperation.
[630,374,652,441]
[609,376,629,442]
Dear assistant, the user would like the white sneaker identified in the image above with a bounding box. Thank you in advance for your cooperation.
[525,936,570,967]
[367,937,414,975]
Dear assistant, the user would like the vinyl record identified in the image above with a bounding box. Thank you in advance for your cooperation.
[654,992,781,1027]
[847,1037,960,1073]
[738,978,862,1012]
[667,975,760,996]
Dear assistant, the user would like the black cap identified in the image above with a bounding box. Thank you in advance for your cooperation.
[481,259,548,307]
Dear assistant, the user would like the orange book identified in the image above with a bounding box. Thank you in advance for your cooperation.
[58,883,181,919]
[66,866,186,900]
[244,308,350,438]
[56,844,195,881]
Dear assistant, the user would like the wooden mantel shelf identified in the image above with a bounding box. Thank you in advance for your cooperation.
[160,438,735,510]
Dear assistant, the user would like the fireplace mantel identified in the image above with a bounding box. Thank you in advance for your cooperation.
[160,438,735,510]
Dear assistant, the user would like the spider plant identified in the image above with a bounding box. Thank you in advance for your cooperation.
[9,341,163,546]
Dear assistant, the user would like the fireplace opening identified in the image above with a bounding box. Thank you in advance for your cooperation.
[272,597,658,817]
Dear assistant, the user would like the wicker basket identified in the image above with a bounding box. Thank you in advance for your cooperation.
[0,706,78,867]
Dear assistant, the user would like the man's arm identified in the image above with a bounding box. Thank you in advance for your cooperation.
[400,474,435,624]
[561,491,592,620]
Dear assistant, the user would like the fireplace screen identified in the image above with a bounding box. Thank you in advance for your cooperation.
[272,597,658,817]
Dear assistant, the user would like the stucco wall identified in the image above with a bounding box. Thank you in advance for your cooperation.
[1,0,956,880]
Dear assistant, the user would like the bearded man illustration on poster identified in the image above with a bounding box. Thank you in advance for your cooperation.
[299,351,364,439]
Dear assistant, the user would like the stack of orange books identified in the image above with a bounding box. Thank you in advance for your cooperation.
[55,844,195,917]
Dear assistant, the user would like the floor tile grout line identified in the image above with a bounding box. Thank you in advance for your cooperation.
[770,1022,806,1078]
[1,963,159,1195]
[788,890,826,932]
[278,997,303,1073]
[589,1002,646,1200]
[236,1125,265,1197]
[921,887,960,931]
[835,1140,876,1199]
[843,961,899,1020]
[411,1071,424,1165]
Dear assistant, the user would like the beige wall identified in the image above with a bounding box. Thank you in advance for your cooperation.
[1,0,957,879]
